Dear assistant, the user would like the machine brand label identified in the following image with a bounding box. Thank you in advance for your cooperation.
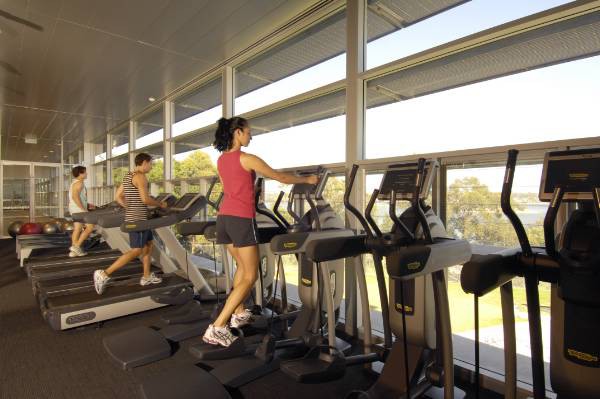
[283,242,298,249]
[567,349,598,363]
[568,172,589,182]
[395,303,413,313]
[66,312,96,325]
[407,261,421,270]
[126,224,137,228]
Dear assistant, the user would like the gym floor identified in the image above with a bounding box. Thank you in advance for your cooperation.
[0,238,501,399]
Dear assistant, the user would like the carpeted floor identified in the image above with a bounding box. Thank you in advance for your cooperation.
[0,238,504,399]
[0,238,377,399]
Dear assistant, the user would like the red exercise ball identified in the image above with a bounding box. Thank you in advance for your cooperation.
[19,222,43,235]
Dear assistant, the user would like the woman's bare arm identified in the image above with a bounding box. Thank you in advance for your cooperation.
[240,153,318,185]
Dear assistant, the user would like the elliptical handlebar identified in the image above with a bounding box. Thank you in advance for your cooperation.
[273,191,290,227]
[365,189,383,237]
[390,190,414,240]
[501,149,533,257]
[254,178,287,230]
[205,177,220,210]
[543,187,564,260]
[344,164,374,239]
[287,193,302,225]
[305,192,321,232]
[412,158,433,243]
[594,188,600,227]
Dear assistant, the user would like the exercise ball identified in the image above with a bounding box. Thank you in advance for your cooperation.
[8,221,23,238]
[19,222,43,235]
[61,221,74,233]
[43,222,59,235]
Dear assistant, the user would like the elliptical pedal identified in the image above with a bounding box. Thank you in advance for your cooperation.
[280,346,346,383]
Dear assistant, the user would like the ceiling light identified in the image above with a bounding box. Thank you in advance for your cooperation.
[24,136,37,144]
[148,97,156,102]
[49,150,54,153]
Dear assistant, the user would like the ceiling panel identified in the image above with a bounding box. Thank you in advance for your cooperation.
[0,0,322,162]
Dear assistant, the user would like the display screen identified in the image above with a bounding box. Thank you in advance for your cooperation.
[171,193,197,210]
[378,161,434,200]
[540,150,600,201]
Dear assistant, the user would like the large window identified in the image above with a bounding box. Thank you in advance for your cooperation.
[173,77,222,138]
[136,108,163,150]
[235,10,346,115]
[366,0,571,70]
[111,126,129,157]
[111,155,129,186]
[92,136,107,164]
[134,144,164,184]
[446,162,550,387]
[92,162,108,193]
[365,10,600,159]
[244,90,346,169]
[171,77,222,180]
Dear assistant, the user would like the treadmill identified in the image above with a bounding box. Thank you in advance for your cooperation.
[28,194,176,291]
[39,192,207,330]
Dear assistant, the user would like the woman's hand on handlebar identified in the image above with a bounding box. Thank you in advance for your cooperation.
[305,175,319,185]
[159,201,168,209]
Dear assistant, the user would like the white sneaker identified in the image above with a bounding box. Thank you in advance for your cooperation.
[70,245,87,257]
[93,270,111,295]
[202,324,237,347]
[230,309,254,329]
[140,272,163,286]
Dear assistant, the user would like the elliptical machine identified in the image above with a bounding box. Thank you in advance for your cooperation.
[293,160,471,398]
[461,148,600,398]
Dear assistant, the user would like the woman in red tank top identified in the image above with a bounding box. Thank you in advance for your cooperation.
[202,116,319,347]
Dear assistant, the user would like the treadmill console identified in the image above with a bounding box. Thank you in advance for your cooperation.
[539,148,600,202]
[170,193,204,211]
[378,160,437,201]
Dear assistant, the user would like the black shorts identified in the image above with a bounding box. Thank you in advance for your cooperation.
[129,230,153,248]
[216,215,258,248]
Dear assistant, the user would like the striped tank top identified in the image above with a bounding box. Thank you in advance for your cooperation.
[123,171,148,222]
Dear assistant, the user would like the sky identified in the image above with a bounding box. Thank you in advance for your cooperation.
[98,0,598,193]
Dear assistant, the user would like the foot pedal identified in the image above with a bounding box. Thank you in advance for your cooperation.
[189,331,250,360]
[103,326,170,369]
[280,346,346,383]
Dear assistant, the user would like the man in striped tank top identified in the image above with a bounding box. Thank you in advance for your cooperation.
[93,153,167,295]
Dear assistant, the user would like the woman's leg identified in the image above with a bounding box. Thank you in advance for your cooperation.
[71,222,83,246]
[75,223,95,247]
[226,244,248,315]
[213,245,259,327]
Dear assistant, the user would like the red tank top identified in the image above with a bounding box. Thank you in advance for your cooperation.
[217,150,256,219]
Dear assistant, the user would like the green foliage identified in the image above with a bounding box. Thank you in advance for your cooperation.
[174,151,217,179]
[112,167,128,186]
[447,176,544,247]
[147,159,164,183]
[321,176,346,218]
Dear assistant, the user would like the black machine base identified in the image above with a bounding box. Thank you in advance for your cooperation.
[103,320,210,369]
[103,326,171,369]
[139,365,231,399]
[280,337,352,383]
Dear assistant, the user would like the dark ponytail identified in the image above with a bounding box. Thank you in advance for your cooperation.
[213,116,248,152]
